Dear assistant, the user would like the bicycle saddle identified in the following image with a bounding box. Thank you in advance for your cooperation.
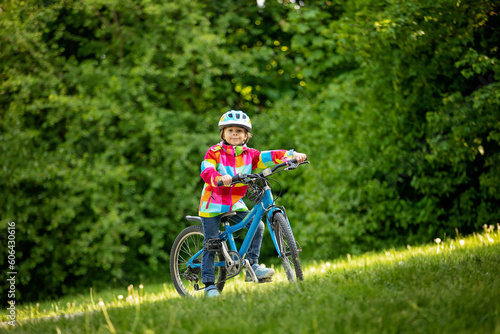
[185,215,202,223]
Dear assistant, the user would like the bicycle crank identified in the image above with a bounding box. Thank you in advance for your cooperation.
[224,250,243,276]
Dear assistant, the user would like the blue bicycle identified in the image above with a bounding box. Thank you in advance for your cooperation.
[170,159,309,297]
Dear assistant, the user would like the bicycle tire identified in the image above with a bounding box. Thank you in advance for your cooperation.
[170,225,227,297]
[273,212,303,282]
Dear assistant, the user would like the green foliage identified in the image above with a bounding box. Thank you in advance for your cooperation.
[0,0,303,302]
[0,0,498,302]
[267,0,500,259]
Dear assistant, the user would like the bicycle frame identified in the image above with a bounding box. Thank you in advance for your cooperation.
[185,183,290,270]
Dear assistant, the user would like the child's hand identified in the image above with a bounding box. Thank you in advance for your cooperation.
[219,175,233,186]
[293,152,307,163]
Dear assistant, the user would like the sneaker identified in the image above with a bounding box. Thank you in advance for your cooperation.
[245,264,275,283]
[205,285,220,297]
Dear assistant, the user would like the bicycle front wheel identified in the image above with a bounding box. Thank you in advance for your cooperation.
[273,212,303,282]
[170,225,227,297]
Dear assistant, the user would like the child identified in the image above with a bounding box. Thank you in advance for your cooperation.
[198,110,307,297]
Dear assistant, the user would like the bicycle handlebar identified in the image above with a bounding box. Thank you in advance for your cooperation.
[216,159,309,187]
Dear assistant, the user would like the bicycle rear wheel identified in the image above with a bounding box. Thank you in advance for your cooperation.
[170,225,227,297]
[273,212,303,282]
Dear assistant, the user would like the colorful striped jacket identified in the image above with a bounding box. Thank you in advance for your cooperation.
[198,142,294,217]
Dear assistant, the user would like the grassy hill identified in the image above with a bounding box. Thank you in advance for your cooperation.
[3,225,500,334]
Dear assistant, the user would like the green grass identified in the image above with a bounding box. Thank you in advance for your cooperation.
[3,225,500,334]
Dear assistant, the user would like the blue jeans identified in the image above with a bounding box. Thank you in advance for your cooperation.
[201,211,264,285]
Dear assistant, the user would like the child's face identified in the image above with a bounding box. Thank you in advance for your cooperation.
[223,126,248,146]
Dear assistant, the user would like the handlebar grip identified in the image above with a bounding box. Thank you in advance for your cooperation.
[289,158,308,164]
[216,173,244,187]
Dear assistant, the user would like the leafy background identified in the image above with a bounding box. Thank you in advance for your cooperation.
[1,0,498,302]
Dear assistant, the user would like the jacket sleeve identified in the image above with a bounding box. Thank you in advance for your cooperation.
[201,148,222,187]
[251,149,294,171]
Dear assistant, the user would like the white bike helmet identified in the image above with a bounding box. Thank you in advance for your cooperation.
[218,110,252,132]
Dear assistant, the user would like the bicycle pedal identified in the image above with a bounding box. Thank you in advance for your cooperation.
[257,278,273,283]
[205,238,223,252]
